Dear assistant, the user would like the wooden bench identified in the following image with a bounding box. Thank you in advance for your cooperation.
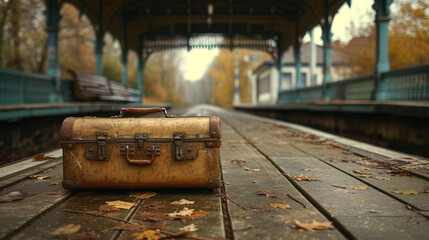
[69,70,140,102]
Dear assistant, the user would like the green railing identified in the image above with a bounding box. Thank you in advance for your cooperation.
[0,68,141,105]
[278,64,429,103]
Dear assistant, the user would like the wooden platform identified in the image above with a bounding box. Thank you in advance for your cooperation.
[1,105,428,240]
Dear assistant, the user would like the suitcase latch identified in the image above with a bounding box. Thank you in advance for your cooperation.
[173,132,197,161]
[86,132,108,161]
[135,133,148,148]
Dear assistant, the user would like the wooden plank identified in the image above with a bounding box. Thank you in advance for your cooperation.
[0,149,62,179]
[291,141,429,211]
[220,110,429,239]
[220,122,346,240]
[0,159,62,189]
[10,191,140,240]
[117,190,225,240]
[0,164,70,239]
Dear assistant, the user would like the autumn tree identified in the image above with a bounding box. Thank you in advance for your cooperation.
[341,0,429,77]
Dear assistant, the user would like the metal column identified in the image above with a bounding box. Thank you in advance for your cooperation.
[373,0,393,100]
[45,0,62,102]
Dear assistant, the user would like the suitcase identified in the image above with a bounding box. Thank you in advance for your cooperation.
[61,107,221,190]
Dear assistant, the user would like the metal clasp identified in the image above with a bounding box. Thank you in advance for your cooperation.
[135,133,148,148]
[174,132,185,160]
[173,132,198,160]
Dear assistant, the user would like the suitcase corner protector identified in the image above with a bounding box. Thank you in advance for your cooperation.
[62,179,76,191]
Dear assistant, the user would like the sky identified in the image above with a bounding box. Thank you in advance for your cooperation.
[182,0,376,81]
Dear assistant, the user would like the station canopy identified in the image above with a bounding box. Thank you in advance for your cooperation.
[63,0,348,55]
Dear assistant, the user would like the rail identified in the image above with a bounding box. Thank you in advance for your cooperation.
[278,64,429,103]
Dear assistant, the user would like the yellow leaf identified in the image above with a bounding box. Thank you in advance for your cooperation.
[392,190,419,195]
[106,200,135,210]
[303,168,318,171]
[171,199,195,205]
[129,192,157,199]
[168,207,194,217]
[50,181,62,185]
[291,174,317,181]
[51,224,81,235]
[332,185,368,190]
[27,175,50,180]
[132,229,161,240]
[269,203,291,209]
[179,223,199,232]
[244,167,261,172]
[291,220,333,232]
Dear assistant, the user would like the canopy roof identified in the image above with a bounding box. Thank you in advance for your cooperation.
[63,0,348,55]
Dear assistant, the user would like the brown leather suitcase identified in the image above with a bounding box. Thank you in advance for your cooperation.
[61,108,221,190]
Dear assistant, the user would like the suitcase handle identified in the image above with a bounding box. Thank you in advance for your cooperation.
[125,145,157,165]
[119,107,167,117]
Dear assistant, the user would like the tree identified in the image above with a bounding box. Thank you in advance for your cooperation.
[341,0,429,77]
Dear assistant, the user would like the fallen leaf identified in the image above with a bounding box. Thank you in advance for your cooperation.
[187,210,209,219]
[44,168,53,172]
[59,230,97,240]
[51,224,81,235]
[34,154,56,161]
[105,200,135,210]
[50,180,62,185]
[171,199,195,205]
[269,203,291,209]
[303,168,318,171]
[231,160,247,165]
[392,190,419,195]
[326,146,344,150]
[129,192,157,199]
[0,191,33,203]
[112,222,165,231]
[179,224,199,232]
[291,174,317,181]
[332,185,368,190]
[132,229,161,240]
[168,207,194,217]
[250,137,260,141]
[98,204,119,213]
[138,211,171,221]
[140,201,165,210]
[291,220,333,232]
[359,174,391,180]
[27,175,50,180]
[244,167,260,172]
[401,165,421,170]
[353,167,371,174]
[256,191,276,198]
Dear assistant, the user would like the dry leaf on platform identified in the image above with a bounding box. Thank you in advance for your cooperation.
[0,191,33,203]
[353,167,371,174]
[291,220,333,232]
[231,160,247,165]
[27,175,50,180]
[291,174,317,181]
[179,223,199,232]
[332,185,368,190]
[51,224,81,235]
[132,229,161,240]
[168,207,194,217]
[105,200,135,209]
[129,192,157,199]
[303,168,318,171]
[392,190,419,195]
[44,168,53,172]
[188,210,209,219]
[50,180,62,185]
[401,165,421,170]
[244,167,261,172]
[256,191,276,198]
[34,154,56,161]
[359,174,391,180]
[98,204,119,213]
[171,199,195,205]
[326,146,344,150]
[269,203,291,209]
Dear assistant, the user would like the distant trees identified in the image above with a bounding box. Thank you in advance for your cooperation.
[338,0,429,77]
